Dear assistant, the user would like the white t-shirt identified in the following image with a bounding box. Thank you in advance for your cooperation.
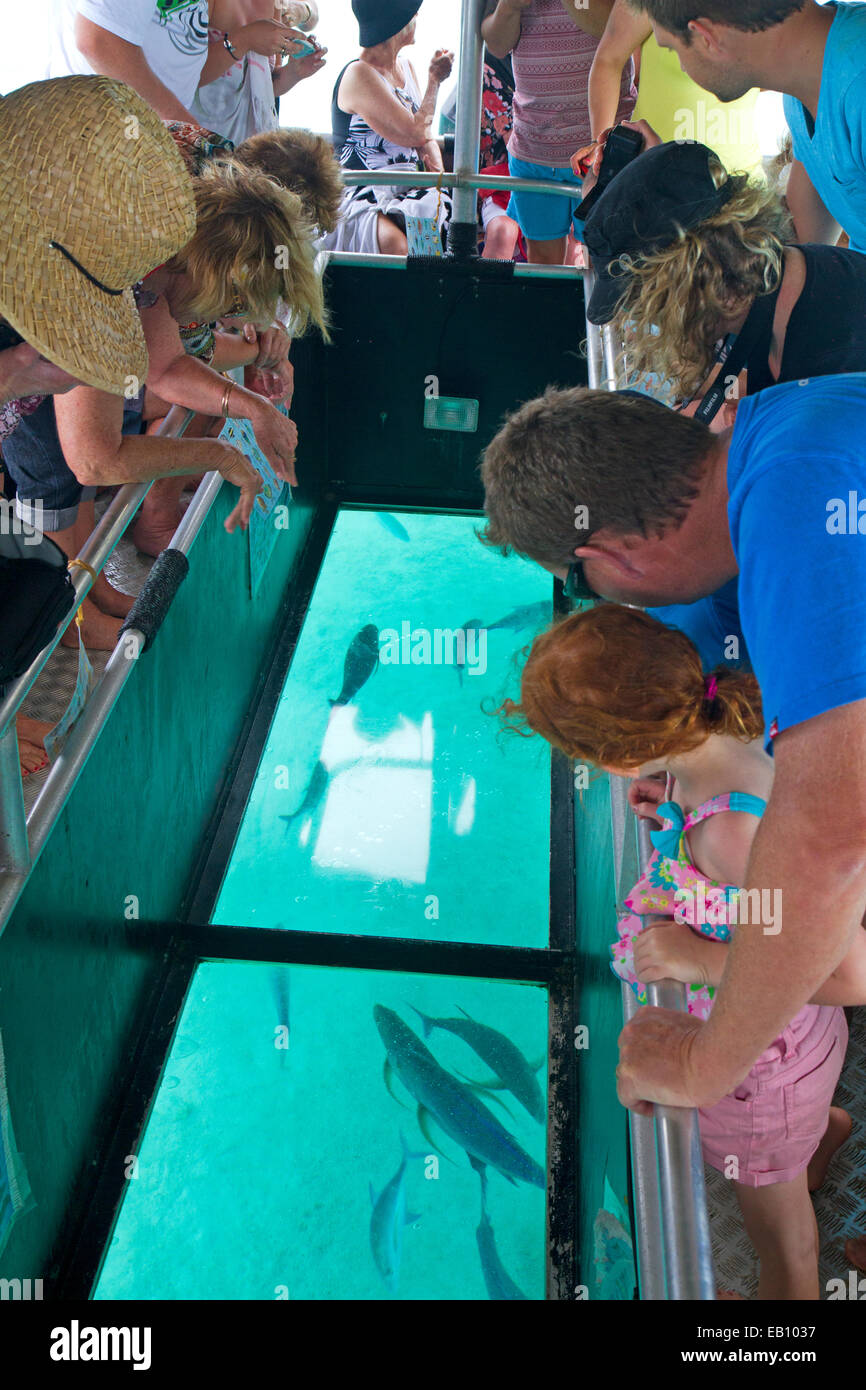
[49,0,210,111]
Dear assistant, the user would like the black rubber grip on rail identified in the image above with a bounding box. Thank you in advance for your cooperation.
[118,548,189,653]
[446,221,479,261]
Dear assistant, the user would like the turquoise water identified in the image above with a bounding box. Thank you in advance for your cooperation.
[94,509,557,1300]
[214,509,553,946]
[93,961,547,1300]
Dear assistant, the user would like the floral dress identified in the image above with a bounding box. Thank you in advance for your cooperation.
[611,788,767,1020]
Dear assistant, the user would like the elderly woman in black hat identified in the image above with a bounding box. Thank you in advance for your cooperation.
[323,0,454,255]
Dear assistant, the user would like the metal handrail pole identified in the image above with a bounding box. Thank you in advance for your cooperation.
[0,725,29,876]
[647,979,717,1301]
[0,405,194,741]
[584,268,606,392]
[25,474,222,871]
[340,168,584,199]
[622,981,667,1300]
[324,251,583,278]
[450,0,485,232]
[0,432,217,934]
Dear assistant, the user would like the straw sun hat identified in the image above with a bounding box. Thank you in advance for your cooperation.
[0,76,196,394]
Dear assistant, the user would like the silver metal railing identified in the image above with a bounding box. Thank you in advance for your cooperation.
[0,405,227,934]
[339,168,585,200]
[585,267,715,1299]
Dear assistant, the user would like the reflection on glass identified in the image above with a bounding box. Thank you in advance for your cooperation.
[212,510,552,946]
[93,962,547,1301]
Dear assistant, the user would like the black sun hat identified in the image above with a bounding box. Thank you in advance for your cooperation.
[584,141,738,325]
[352,0,420,47]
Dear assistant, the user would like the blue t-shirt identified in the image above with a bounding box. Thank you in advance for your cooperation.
[727,375,866,747]
[783,2,866,252]
[649,578,748,674]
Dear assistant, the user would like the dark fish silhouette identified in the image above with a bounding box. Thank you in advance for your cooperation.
[456,618,484,688]
[374,1006,545,1188]
[279,760,328,827]
[488,601,549,633]
[330,624,380,706]
[376,512,410,543]
[270,967,291,1063]
[476,1169,528,1300]
[410,1005,545,1124]
[369,1133,423,1294]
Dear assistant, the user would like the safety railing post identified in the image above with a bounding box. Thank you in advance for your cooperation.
[447,0,485,255]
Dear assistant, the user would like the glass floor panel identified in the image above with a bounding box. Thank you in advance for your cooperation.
[212,509,552,947]
[93,960,548,1300]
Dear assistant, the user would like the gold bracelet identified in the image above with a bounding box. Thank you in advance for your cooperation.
[221,380,235,418]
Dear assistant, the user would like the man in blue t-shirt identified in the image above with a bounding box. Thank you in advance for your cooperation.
[480,375,866,1133]
[630,1,866,253]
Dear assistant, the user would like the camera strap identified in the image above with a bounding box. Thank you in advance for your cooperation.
[693,287,780,424]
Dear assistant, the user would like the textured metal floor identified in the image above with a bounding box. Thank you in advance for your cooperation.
[706,1006,866,1298]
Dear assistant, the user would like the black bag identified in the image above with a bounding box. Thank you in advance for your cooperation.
[0,530,76,686]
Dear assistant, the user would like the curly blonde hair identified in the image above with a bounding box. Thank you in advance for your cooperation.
[166,161,329,339]
[609,157,793,401]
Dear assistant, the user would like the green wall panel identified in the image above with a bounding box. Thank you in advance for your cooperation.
[0,478,320,1285]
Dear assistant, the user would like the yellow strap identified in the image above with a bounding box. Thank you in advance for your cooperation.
[68,557,97,584]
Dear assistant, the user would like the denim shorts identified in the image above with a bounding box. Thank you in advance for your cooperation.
[3,394,144,531]
[506,153,585,242]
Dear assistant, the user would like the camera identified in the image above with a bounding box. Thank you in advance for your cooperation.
[575,124,644,221]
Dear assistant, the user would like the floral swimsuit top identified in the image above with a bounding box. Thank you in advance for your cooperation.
[611,786,767,1021]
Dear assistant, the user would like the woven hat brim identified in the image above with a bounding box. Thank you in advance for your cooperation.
[0,76,197,395]
[0,263,148,396]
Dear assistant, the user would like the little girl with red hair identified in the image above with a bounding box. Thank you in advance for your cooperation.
[503,603,866,1299]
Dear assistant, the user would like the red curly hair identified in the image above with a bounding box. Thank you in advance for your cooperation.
[502,605,764,769]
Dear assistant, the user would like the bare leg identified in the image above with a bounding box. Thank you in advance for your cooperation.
[734,1172,820,1299]
[845,1233,866,1271]
[482,215,520,261]
[46,513,123,651]
[526,235,567,266]
[807,1106,852,1191]
[131,409,219,557]
[376,213,408,256]
[76,499,134,619]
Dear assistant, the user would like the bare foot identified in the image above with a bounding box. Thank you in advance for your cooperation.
[59,596,122,651]
[807,1106,852,1191]
[845,1233,866,1272]
[16,715,52,777]
[91,573,135,619]
[131,509,182,557]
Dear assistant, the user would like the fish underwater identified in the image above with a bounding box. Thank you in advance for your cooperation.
[373,1006,545,1188]
[270,967,291,1064]
[455,618,484,688]
[369,1133,423,1294]
[279,760,328,828]
[476,1170,528,1300]
[410,1006,545,1124]
[376,512,410,543]
[488,601,550,634]
[330,624,380,706]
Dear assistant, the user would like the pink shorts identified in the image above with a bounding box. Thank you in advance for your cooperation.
[699,1004,848,1188]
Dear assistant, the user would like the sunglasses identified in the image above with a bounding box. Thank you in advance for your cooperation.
[563,558,601,604]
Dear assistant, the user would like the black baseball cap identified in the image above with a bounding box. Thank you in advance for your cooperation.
[352,0,420,47]
[584,141,737,325]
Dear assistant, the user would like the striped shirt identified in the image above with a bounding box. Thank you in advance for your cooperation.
[486,0,635,166]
